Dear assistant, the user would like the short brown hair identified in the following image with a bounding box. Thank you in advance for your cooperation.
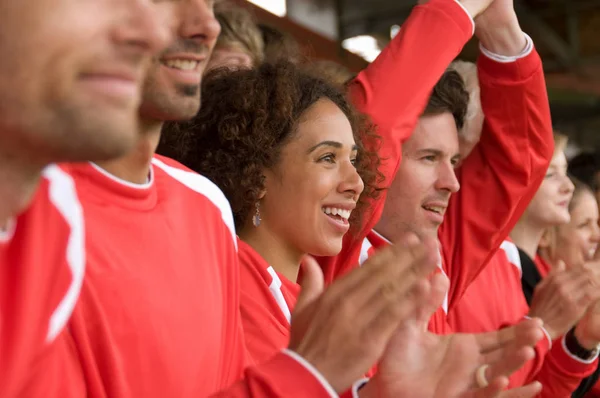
[163,62,382,231]
[258,23,303,64]
[215,2,264,65]
[423,69,469,129]
[304,59,355,87]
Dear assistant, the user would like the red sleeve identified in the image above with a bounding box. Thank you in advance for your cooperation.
[533,337,598,397]
[440,47,554,310]
[590,378,600,397]
[320,0,474,283]
[212,351,339,398]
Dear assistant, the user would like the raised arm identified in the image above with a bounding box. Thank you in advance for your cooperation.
[440,1,554,308]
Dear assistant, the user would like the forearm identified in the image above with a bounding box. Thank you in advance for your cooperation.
[476,11,527,56]
[441,38,553,310]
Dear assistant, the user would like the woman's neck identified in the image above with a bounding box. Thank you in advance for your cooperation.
[510,217,545,260]
[239,225,304,283]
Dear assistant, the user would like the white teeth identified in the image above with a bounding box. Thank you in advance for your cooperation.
[164,59,199,71]
[322,207,351,220]
[424,206,443,214]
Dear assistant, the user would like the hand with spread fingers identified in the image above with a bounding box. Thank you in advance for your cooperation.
[358,273,544,398]
[528,263,600,342]
[288,233,439,393]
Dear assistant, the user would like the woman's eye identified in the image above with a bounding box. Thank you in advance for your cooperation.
[319,154,335,163]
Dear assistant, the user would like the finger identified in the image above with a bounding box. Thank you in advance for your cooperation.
[367,279,432,346]
[497,382,542,398]
[484,345,536,383]
[357,238,434,314]
[414,272,449,327]
[317,239,429,332]
[462,376,508,398]
[476,318,543,353]
[295,255,325,314]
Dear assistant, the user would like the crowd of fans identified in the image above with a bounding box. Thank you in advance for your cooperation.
[2,0,600,397]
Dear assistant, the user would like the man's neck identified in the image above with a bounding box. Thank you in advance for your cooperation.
[510,218,544,260]
[94,119,163,184]
[0,149,44,226]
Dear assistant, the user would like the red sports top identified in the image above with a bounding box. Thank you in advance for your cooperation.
[449,241,598,396]
[238,0,473,366]
[0,165,86,397]
[21,157,342,398]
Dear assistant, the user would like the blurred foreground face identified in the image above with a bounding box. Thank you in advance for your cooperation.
[139,0,221,122]
[0,0,170,163]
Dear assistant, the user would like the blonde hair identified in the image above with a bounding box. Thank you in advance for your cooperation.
[215,2,264,65]
[554,132,568,157]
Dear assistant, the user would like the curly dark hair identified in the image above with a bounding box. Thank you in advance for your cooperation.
[161,61,382,232]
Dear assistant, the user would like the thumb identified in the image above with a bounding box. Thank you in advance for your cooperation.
[415,272,448,328]
[295,255,325,314]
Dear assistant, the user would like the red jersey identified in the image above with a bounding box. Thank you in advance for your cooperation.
[0,165,85,397]
[23,157,340,398]
[238,0,473,367]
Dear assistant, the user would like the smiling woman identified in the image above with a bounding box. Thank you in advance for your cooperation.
[163,61,382,363]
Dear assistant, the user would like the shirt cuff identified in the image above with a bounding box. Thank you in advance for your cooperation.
[282,349,339,397]
[480,33,534,63]
[453,0,475,35]
[352,378,370,398]
[524,315,553,350]
[561,334,600,365]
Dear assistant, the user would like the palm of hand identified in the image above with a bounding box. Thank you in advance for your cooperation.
[374,322,481,398]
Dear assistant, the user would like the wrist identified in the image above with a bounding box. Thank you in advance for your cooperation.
[476,16,527,56]
[574,324,600,351]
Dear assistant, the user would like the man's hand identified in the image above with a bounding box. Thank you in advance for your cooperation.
[288,234,439,393]
[360,274,544,397]
[417,0,495,19]
[528,264,600,341]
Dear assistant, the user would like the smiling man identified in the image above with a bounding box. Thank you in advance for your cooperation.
[0,0,169,396]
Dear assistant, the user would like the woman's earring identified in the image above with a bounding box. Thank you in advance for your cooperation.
[253,202,261,227]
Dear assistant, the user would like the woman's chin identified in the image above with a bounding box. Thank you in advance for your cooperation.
[309,240,344,258]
